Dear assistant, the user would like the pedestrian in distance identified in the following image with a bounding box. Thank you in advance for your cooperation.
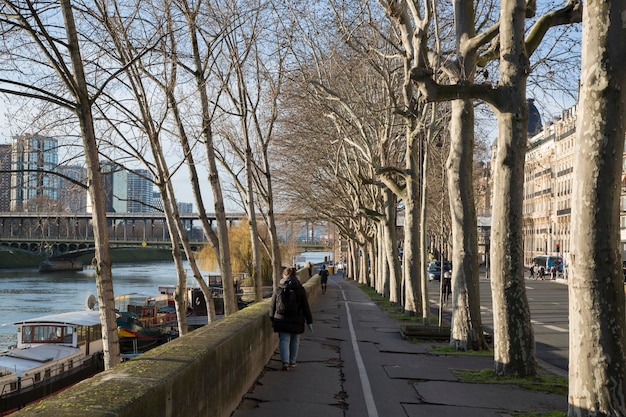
[442,269,452,305]
[319,264,329,294]
[269,267,313,371]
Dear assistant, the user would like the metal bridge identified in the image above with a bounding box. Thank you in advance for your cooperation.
[0,211,246,259]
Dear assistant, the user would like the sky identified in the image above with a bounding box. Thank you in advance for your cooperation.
[0,0,581,213]
[0,113,228,213]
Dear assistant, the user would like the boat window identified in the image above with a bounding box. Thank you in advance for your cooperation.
[10,382,17,391]
[77,323,102,345]
[21,325,75,344]
[34,373,41,382]
[44,369,51,379]
[64,327,74,343]
[22,326,32,343]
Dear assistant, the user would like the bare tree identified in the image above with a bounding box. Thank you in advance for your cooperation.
[0,0,121,368]
[176,0,238,314]
[568,1,626,414]
[280,2,422,305]
[411,0,581,375]
[87,0,223,332]
[211,0,292,294]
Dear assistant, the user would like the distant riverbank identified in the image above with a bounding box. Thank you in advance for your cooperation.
[0,247,42,268]
[0,247,174,269]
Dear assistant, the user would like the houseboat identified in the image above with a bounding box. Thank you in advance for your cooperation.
[38,258,83,273]
[0,310,104,414]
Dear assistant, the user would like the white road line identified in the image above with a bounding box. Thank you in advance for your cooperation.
[532,320,568,332]
[341,289,379,417]
[543,325,568,333]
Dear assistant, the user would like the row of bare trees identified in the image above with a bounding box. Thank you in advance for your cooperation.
[0,0,624,413]
[0,0,294,370]
[269,0,626,415]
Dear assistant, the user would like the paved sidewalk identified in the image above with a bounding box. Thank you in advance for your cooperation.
[232,274,567,417]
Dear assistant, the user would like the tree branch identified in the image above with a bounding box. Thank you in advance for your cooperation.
[410,66,504,107]
[525,0,582,58]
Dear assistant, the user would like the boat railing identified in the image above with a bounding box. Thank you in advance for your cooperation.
[138,312,178,329]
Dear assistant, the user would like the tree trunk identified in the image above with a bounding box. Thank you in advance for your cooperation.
[350,240,359,281]
[59,0,120,369]
[183,9,237,315]
[165,213,189,335]
[245,147,263,302]
[445,0,487,352]
[403,194,421,315]
[403,130,422,315]
[260,148,283,292]
[383,189,401,303]
[490,108,536,376]
[491,106,536,377]
[419,131,431,320]
[361,241,370,286]
[448,99,486,350]
[375,223,384,293]
[489,0,537,378]
[568,1,626,414]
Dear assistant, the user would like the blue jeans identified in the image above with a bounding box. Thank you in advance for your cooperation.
[278,332,300,365]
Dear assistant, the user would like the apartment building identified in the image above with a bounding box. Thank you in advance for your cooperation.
[10,134,60,211]
[57,165,88,213]
[522,105,588,267]
[101,163,154,213]
[0,144,10,211]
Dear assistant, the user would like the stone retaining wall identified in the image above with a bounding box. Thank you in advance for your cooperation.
[12,270,320,417]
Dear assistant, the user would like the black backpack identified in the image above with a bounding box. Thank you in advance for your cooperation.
[276,282,299,316]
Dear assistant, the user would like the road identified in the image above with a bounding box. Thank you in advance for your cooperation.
[428,276,569,375]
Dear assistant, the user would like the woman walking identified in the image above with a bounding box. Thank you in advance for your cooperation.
[270,267,313,371]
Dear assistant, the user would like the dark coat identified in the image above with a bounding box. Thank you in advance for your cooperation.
[269,276,313,334]
[319,268,329,283]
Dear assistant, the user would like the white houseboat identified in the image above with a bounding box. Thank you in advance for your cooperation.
[0,310,104,414]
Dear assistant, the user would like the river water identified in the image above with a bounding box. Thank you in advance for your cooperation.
[0,261,201,351]
[0,252,333,351]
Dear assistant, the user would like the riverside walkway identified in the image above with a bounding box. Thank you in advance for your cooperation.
[233,272,568,417]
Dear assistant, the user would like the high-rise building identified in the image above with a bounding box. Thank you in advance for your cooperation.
[152,191,163,212]
[127,169,153,213]
[57,165,88,213]
[101,162,126,213]
[101,163,154,213]
[152,192,193,214]
[10,134,59,212]
[177,202,193,214]
[0,144,10,211]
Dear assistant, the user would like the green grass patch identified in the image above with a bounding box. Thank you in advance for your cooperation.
[431,345,492,356]
[455,368,568,396]
[358,284,441,324]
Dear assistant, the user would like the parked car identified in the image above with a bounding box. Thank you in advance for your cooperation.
[427,261,452,281]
